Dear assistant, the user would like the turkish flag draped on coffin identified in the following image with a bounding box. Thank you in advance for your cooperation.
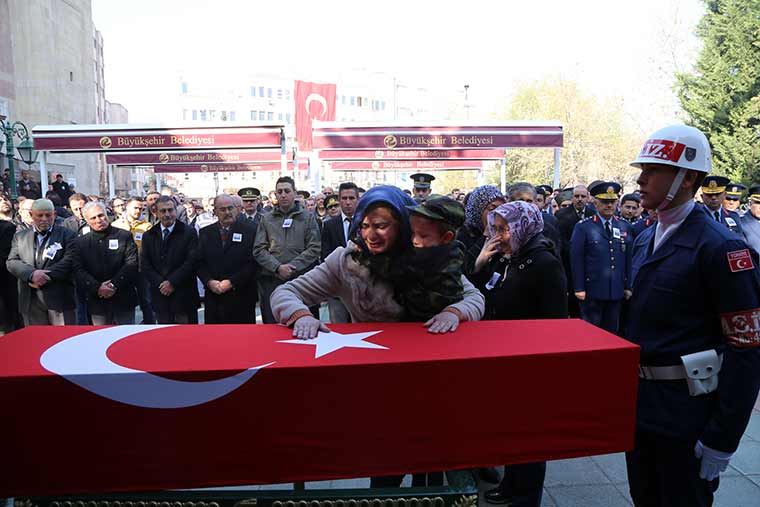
[294,80,336,151]
[0,320,639,496]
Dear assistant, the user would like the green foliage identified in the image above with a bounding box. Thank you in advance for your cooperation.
[494,78,642,190]
[676,0,760,182]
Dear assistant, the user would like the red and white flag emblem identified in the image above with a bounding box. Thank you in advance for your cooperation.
[728,249,754,273]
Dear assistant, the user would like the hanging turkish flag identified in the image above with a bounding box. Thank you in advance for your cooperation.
[295,80,337,151]
[0,321,638,496]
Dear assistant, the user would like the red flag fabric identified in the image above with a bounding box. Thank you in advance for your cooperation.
[294,80,337,151]
[0,320,638,496]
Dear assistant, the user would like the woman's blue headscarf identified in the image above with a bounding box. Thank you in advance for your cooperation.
[350,185,416,256]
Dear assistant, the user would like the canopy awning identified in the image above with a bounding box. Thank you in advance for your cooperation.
[312,121,563,151]
[319,148,506,161]
[105,149,293,166]
[32,123,285,153]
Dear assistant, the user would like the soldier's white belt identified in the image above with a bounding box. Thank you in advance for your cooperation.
[638,350,722,397]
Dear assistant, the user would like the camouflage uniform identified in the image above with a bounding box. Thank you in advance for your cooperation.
[395,196,466,322]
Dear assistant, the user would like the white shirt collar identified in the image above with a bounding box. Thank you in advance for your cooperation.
[160,222,176,234]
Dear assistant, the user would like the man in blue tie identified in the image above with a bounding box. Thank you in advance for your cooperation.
[570,181,633,334]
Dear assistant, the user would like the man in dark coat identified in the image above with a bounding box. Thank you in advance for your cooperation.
[62,192,93,324]
[195,194,258,324]
[141,196,199,324]
[73,201,138,325]
[17,170,41,199]
[555,185,596,317]
[0,218,18,334]
[51,174,73,204]
[6,199,76,325]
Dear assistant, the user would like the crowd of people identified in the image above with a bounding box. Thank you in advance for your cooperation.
[0,124,759,506]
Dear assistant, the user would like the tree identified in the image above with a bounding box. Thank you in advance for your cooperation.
[491,78,642,191]
[676,0,760,182]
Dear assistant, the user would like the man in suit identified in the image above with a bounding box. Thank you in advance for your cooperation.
[17,170,41,199]
[555,185,596,317]
[6,199,76,325]
[195,194,258,324]
[62,192,91,236]
[141,196,199,324]
[73,201,139,325]
[14,198,35,232]
[51,173,73,204]
[320,182,359,323]
[741,185,760,254]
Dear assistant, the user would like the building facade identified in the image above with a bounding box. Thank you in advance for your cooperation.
[0,0,113,196]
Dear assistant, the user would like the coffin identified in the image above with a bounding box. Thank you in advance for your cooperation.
[0,320,639,496]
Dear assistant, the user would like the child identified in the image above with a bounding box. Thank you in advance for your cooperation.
[396,196,466,322]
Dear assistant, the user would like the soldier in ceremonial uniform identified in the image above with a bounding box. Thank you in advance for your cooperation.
[723,183,746,214]
[323,194,341,220]
[625,124,760,506]
[619,193,642,223]
[410,172,435,202]
[570,182,632,334]
[700,175,744,236]
[632,209,657,238]
[740,185,760,254]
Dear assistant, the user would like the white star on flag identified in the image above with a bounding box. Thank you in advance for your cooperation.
[278,330,387,358]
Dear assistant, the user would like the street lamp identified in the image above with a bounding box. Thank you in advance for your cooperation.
[0,118,38,199]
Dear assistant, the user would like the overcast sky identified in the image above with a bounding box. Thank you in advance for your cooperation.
[92,0,705,133]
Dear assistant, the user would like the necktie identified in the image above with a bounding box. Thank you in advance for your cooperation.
[714,211,720,222]
[162,228,170,241]
[220,227,229,246]
[344,217,351,242]
[248,215,254,221]
[605,221,611,237]
[35,231,50,266]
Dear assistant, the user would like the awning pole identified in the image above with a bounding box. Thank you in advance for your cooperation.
[107,164,115,198]
[553,148,561,189]
[477,161,485,186]
[40,152,49,195]
[500,155,507,195]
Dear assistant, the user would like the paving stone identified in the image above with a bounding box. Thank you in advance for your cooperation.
[590,453,628,483]
[742,413,760,441]
[731,441,760,475]
[544,457,610,487]
[612,483,633,505]
[545,484,630,507]
[747,475,760,487]
[714,476,760,507]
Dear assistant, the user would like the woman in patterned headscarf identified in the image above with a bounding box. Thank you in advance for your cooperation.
[457,185,505,278]
[472,200,567,507]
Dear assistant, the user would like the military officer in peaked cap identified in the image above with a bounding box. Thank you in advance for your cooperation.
[740,185,760,254]
[410,173,435,202]
[570,181,633,335]
[700,175,744,236]
[237,187,263,229]
[723,182,746,214]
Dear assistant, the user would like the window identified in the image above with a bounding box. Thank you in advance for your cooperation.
[192,109,198,120]
[209,110,216,121]
[251,110,256,120]
[259,111,265,120]
[181,82,188,94]
[342,95,347,105]
[221,111,227,121]
[286,113,292,123]
[381,101,385,111]
[259,86,265,96]
[230,111,236,121]
[70,71,74,81]
[267,88,273,98]
[277,89,283,99]
[182,109,188,120]
[350,96,355,106]
[200,110,207,121]
[285,90,291,100]
[357,97,362,107]
[251,86,256,97]
[267,111,274,120]
[278,113,283,120]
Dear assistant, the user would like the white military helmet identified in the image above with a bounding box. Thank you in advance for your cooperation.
[630,124,712,173]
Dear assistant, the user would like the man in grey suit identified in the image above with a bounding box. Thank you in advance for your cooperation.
[6,199,77,325]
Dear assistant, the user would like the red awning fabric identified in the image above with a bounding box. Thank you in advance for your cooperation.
[327,160,484,171]
[105,149,294,166]
[0,320,637,496]
[320,148,506,161]
[312,122,563,151]
[32,123,284,153]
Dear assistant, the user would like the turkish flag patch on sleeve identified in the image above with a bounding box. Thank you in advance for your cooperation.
[728,249,754,273]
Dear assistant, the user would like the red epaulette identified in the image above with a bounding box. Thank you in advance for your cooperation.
[593,215,598,223]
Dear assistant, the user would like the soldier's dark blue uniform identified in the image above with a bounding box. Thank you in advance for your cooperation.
[700,175,744,237]
[704,206,744,237]
[570,182,633,334]
[626,203,760,505]
[631,216,656,238]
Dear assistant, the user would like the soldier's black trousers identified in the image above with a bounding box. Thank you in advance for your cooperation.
[625,428,718,507]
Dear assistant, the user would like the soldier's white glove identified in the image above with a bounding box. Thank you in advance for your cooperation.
[694,440,732,481]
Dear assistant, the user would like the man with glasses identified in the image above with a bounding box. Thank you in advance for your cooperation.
[111,197,126,220]
[195,194,258,324]
[254,176,321,323]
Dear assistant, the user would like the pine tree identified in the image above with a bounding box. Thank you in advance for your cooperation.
[676,0,760,182]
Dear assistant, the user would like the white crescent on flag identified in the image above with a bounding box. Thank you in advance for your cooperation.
[40,325,273,409]
[304,93,328,118]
